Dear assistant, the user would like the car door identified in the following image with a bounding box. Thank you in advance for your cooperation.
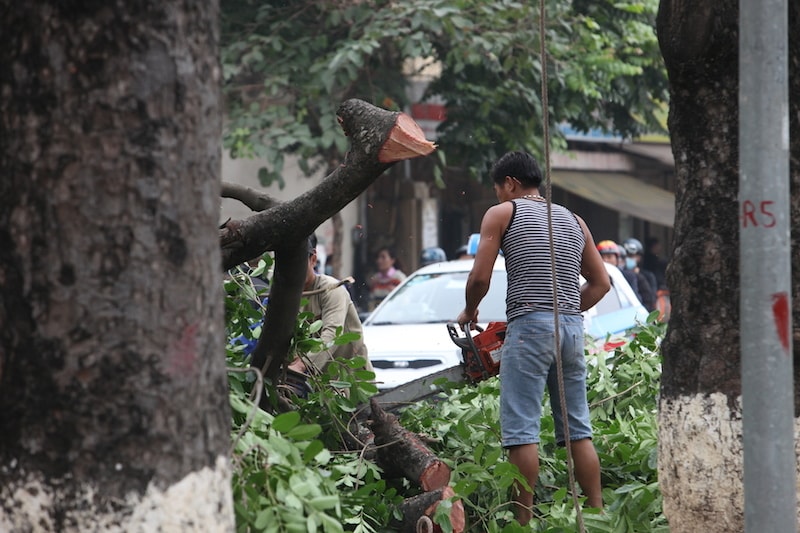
[582,263,649,339]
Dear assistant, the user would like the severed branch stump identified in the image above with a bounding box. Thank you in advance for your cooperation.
[220,98,436,399]
[369,397,451,491]
[219,98,436,271]
[391,485,466,533]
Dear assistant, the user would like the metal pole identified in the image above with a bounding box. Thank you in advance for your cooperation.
[739,0,795,531]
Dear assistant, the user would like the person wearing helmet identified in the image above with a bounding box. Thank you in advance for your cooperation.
[454,244,472,260]
[596,240,641,303]
[622,238,657,311]
[419,246,447,267]
[621,237,643,257]
[596,240,621,266]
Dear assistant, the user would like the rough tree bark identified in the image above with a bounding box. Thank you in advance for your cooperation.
[369,398,451,492]
[392,486,466,533]
[656,2,800,531]
[222,99,435,387]
[218,100,434,270]
[0,3,234,531]
[368,399,464,532]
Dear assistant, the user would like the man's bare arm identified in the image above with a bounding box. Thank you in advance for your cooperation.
[577,215,611,311]
[458,203,510,325]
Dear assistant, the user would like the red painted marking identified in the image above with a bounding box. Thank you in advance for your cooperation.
[760,200,776,228]
[742,200,758,227]
[771,292,790,353]
[741,200,777,228]
[169,323,199,375]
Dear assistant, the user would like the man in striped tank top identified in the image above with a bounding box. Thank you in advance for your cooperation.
[457,151,610,525]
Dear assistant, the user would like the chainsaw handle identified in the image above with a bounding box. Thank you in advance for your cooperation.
[446,322,470,350]
[446,322,482,356]
[461,322,484,334]
[447,321,504,384]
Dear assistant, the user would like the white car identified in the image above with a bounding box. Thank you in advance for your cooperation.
[362,256,647,390]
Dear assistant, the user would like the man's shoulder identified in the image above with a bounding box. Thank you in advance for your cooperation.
[315,274,342,289]
[486,201,514,217]
[308,275,352,308]
[552,202,580,220]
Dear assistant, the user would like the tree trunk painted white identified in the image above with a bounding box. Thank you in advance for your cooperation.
[0,2,233,530]
[1,457,233,532]
[659,395,800,532]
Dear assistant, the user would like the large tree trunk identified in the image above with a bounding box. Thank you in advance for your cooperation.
[656,2,800,531]
[0,3,233,531]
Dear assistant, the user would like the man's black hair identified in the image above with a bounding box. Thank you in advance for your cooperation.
[490,151,543,188]
[308,233,317,254]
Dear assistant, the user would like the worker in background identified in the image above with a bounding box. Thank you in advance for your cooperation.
[288,234,373,379]
[367,246,406,310]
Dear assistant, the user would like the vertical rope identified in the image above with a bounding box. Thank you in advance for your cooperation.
[538,3,586,531]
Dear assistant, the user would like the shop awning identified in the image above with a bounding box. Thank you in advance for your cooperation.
[552,171,675,228]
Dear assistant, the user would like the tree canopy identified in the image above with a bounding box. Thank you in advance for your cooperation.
[220,0,668,183]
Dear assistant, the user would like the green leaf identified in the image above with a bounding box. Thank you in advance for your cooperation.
[302,439,325,462]
[254,508,272,529]
[353,369,375,380]
[314,448,332,464]
[272,411,301,433]
[319,513,345,532]
[286,423,322,440]
[333,332,360,345]
[309,495,340,511]
[355,381,379,394]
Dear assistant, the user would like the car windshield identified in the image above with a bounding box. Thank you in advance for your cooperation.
[368,270,508,325]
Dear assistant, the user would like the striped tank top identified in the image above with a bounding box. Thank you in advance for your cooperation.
[501,198,585,321]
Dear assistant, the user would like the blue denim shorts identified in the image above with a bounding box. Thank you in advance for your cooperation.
[499,311,592,448]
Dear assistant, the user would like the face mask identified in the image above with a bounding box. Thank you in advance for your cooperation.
[625,258,637,269]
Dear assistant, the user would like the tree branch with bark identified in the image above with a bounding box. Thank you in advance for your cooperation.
[219,98,436,393]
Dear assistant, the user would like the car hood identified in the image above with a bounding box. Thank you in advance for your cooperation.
[363,322,465,390]
[363,322,461,359]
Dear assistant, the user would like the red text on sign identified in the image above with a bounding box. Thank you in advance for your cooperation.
[741,200,776,228]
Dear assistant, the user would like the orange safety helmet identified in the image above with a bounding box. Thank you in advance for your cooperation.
[596,240,620,256]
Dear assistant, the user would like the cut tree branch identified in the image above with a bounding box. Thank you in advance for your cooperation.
[219,98,435,271]
[228,99,436,397]
[249,241,309,388]
[221,181,278,212]
[391,485,465,533]
[369,397,451,492]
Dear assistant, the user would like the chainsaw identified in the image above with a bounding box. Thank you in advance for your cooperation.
[446,321,505,382]
[373,321,506,406]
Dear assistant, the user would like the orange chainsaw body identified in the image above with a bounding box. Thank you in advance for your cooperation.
[447,321,506,383]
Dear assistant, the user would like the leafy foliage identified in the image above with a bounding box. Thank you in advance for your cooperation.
[224,266,668,531]
[397,314,667,532]
[225,268,397,532]
[220,0,668,183]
